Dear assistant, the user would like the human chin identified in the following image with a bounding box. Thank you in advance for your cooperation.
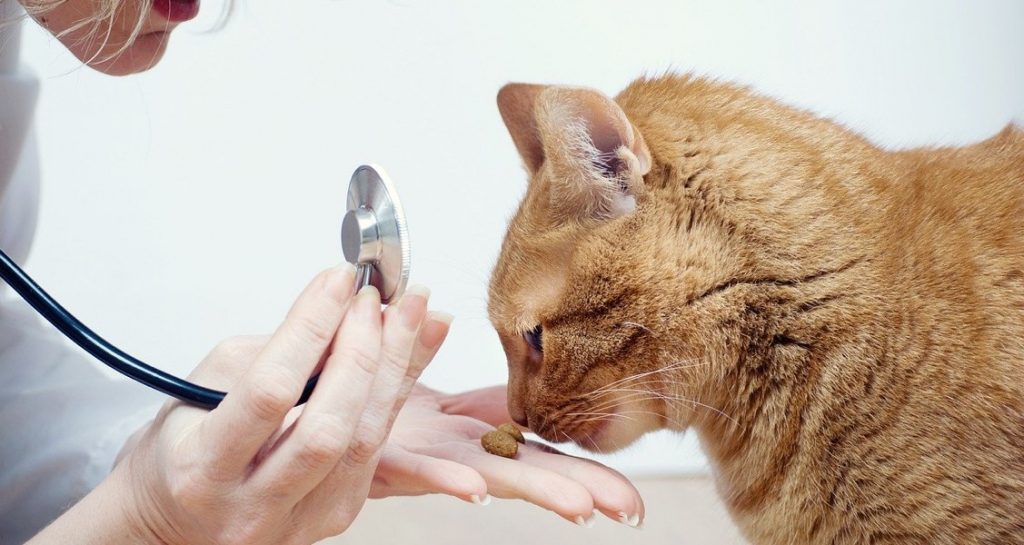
[67,30,172,76]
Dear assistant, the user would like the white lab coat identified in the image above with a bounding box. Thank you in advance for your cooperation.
[0,6,162,543]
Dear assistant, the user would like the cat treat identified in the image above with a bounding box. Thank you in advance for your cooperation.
[481,428,519,458]
[497,423,525,444]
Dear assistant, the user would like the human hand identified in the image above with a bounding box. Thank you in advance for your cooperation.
[51,265,451,545]
[369,384,645,528]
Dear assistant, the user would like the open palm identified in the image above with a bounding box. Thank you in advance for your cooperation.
[370,384,644,527]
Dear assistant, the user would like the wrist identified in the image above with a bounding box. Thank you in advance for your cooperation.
[28,463,167,545]
[109,462,172,545]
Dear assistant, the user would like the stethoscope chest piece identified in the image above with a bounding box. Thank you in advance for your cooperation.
[341,165,410,304]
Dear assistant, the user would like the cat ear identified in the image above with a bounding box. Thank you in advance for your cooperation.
[497,83,652,221]
[538,86,652,220]
[497,83,547,173]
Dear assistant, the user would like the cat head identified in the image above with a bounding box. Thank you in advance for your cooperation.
[487,82,731,453]
[488,79,855,452]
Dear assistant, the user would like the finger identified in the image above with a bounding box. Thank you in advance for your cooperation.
[252,285,384,499]
[368,445,487,502]
[421,442,595,525]
[185,335,271,387]
[202,264,357,475]
[163,335,274,428]
[440,385,512,427]
[383,310,453,429]
[173,337,335,443]
[348,285,431,460]
[514,443,645,526]
[299,307,454,520]
[293,289,441,511]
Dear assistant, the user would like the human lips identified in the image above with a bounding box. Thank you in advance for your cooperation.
[153,0,200,23]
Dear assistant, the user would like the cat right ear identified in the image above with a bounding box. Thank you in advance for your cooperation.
[497,83,547,173]
[497,82,652,222]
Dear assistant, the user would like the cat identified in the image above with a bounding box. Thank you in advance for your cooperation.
[487,75,1024,544]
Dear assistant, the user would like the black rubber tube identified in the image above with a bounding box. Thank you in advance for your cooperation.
[0,248,318,409]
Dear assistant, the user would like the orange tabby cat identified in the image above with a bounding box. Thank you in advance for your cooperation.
[488,76,1024,544]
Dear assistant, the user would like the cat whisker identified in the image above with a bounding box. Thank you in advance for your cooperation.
[600,359,702,385]
[586,384,707,407]
[585,360,708,396]
[566,410,639,423]
[545,359,731,438]
[578,389,669,414]
[588,377,701,399]
[574,389,737,426]
[614,409,693,429]
[584,362,693,395]
[619,321,655,334]
[580,405,694,430]
[574,381,712,415]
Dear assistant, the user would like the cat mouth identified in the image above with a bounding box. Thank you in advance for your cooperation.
[530,410,612,447]
[530,394,664,453]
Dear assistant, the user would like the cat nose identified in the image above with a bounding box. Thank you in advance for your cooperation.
[508,399,529,427]
[507,378,530,427]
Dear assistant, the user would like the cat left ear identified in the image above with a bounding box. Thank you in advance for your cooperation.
[536,86,652,221]
[497,83,547,174]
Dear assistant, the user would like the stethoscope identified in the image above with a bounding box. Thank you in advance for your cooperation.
[0,164,410,409]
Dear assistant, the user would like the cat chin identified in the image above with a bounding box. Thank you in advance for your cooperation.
[572,404,663,454]
[576,422,649,454]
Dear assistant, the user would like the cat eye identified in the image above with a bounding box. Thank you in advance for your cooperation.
[524,325,543,353]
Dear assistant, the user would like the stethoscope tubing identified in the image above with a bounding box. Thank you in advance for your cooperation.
[0,248,318,409]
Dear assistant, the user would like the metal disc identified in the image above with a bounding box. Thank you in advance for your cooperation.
[341,164,410,304]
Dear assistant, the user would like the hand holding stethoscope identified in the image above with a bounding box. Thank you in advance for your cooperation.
[122,266,449,544]
[20,166,448,543]
[31,262,451,544]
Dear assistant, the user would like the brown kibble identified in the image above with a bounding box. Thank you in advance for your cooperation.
[481,430,518,458]
[497,423,525,444]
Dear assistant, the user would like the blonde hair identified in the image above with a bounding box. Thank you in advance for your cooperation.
[6,0,232,65]
[29,0,153,64]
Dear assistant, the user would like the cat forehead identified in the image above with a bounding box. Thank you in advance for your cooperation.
[488,226,576,331]
[490,229,637,334]
[491,280,565,333]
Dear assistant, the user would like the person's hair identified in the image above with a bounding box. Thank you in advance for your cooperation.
[25,1,154,64]
[7,0,233,64]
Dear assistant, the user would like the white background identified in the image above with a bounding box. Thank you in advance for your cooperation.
[18,0,1024,475]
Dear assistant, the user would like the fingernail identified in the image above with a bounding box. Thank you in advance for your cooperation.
[618,512,641,528]
[398,284,430,329]
[420,311,453,350]
[403,284,431,300]
[356,284,380,312]
[324,263,357,297]
[430,311,455,326]
[574,512,596,528]
[470,493,491,506]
